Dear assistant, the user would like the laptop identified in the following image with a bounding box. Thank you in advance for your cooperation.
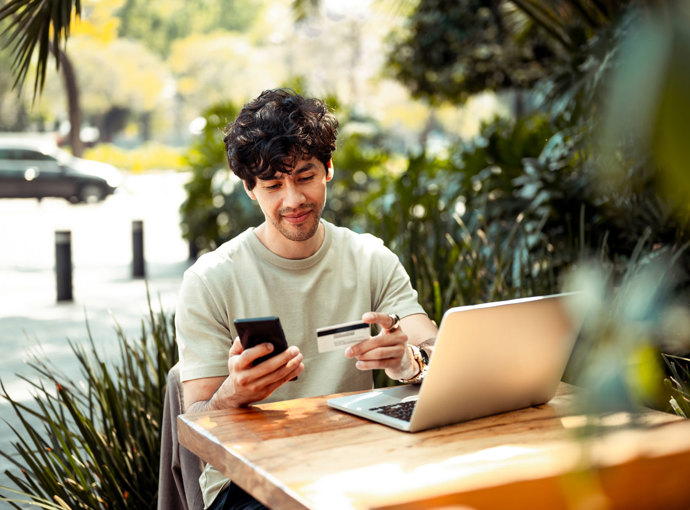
[328,293,581,432]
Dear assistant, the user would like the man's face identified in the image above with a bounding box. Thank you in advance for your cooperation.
[245,156,332,244]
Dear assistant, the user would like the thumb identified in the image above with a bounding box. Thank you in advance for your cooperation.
[229,336,244,356]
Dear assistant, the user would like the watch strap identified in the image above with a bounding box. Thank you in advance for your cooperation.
[398,344,428,384]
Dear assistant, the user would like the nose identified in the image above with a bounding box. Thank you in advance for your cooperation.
[283,181,305,208]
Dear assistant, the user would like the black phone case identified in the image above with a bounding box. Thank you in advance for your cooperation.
[234,316,288,366]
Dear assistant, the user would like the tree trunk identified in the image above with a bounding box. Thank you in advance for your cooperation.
[56,46,83,157]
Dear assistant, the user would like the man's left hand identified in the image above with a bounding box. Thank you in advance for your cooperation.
[344,312,419,381]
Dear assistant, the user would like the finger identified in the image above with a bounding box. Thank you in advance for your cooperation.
[355,357,400,371]
[236,342,275,370]
[266,358,304,387]
[346,329,407,358]
[241,346,301,383]
[354,344,406,362]
[362,311,392,328]
[242,351,304,392]
[260,362,305,396]
[255,346,301,373]
[274,356,304,385]
[346,336,387,358]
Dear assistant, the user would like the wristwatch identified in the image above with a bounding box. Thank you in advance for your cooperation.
[398,344,429,384]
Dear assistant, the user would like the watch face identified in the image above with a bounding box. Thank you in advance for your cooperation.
[419,347,429,365]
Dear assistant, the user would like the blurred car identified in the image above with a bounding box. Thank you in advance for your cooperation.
[0,139,122,203]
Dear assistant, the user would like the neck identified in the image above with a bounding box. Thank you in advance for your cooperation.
[255,221,325,260]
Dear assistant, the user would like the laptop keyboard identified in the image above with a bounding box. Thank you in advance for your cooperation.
[370,400,417,422]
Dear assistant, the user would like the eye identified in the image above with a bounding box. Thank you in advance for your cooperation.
[265,182,281,190]
[299,174,315,183]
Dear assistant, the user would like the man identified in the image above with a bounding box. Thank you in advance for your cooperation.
[175,88,438,509]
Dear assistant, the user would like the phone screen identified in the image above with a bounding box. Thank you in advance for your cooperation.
[234,316,289,366]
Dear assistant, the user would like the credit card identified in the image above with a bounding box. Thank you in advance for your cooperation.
[316,320,370,353]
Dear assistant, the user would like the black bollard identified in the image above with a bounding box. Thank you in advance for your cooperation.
[132,220,145,278]
[55,230,73,302]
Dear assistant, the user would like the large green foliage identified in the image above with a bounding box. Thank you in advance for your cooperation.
[387,0,629,107]
[388,0,690,287]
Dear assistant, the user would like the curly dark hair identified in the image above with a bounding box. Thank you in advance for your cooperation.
[223,88,339,190]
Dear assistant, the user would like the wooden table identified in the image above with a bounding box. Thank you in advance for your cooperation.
[178,383,690,510]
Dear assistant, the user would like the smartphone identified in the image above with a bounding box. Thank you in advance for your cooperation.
[233,316,289,366]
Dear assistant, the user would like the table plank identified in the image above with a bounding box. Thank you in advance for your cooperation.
[178,383,690,509]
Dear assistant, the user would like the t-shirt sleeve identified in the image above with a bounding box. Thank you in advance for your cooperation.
[175,269,233,382]
[372,245,427,319]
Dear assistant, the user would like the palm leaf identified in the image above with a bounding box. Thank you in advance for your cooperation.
[0,0,81,98]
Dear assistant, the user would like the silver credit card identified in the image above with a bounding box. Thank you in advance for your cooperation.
[316,320,370,353]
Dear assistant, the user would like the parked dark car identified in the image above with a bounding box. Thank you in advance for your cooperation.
[0,139,122,203]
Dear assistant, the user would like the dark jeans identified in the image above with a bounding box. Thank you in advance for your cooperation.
[208,483,269,510]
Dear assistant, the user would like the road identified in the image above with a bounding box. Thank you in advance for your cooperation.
[0,170,193,501]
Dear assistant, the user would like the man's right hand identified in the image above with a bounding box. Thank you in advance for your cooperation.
[220,337,304,407]
[183,338,303,412]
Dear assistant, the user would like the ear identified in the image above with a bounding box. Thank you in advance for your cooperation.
[326,159,334,181]
[242,180,256,200]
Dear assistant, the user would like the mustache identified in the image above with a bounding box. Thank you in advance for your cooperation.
[278,204,317,216]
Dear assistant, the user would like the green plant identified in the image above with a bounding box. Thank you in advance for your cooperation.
[663,354,690,418]
[322,114,393,231]
[359,115,564,323]
[179,100,264,256]
[0,295,177,509]
[562,240,690,416]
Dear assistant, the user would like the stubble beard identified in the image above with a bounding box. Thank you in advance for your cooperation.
[272,202,324,242]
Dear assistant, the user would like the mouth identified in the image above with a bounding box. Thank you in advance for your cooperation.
[282,209,312,224]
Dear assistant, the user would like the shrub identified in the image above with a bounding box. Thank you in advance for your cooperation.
[0,296,177,509]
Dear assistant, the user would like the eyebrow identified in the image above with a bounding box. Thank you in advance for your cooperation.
[294,162,316,174]
[263,163,316,180]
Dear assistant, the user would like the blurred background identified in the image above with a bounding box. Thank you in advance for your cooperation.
[1,0,690,507]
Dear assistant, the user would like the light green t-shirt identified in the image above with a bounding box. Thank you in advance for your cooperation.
[175,220,426,508]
